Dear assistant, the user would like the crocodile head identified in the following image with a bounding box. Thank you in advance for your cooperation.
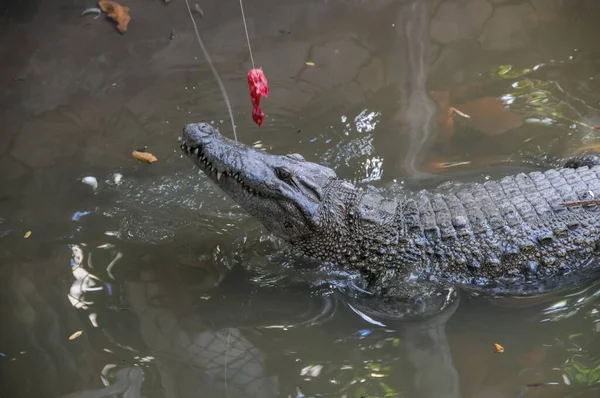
[179,122,338,240]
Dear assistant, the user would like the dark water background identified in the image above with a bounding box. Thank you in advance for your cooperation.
[0,0,599,397]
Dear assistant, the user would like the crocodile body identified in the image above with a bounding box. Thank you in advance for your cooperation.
[291,169,600,295]
[179,122,600,297]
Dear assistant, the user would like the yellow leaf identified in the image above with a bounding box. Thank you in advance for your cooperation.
[69,330,83,340]
[24,231,31,239]
[305,61,315,66]
[493,343,504,353]
[132,150,158,164]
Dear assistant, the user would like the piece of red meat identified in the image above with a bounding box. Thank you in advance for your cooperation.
[252,105,265,126]
[247,68,268,126]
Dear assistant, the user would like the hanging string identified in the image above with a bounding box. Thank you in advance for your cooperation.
[238,0,255,69]
[184,0,238,141]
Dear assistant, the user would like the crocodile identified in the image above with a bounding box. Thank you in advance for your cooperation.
[178,122,600,298]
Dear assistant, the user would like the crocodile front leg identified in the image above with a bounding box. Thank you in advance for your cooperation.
[564,153,600,169]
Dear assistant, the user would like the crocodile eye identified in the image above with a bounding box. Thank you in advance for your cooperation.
[275,167,293,182]
[286,153,304,161]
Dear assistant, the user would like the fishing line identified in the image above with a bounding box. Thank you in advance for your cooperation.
[238,0,255,69]
[184,0,238,141]
[224,328,231,398]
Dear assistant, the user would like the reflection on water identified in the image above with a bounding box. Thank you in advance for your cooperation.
[1,0,600,397]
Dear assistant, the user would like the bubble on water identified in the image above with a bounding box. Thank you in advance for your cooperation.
[355,109,381,133]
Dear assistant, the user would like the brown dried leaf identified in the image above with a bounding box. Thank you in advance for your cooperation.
[132,150,157,164]
[99,0,131,34]
[493,343,505,353]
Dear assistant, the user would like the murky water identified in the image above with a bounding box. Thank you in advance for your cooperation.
[1,0,599,397]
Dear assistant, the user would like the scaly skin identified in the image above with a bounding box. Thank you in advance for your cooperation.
[179,122,600,298]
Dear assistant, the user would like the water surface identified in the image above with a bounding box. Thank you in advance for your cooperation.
[0,0,599,397]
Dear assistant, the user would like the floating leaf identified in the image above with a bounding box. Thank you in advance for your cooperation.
[69,330,83,340]
[24,231,31,239]
[305,61,315,66]
[98,0,131,34]
[589,366,600,385]
[132,150,157,164]
[493,343,504,353]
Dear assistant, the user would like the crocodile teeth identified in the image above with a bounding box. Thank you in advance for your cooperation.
[216,172,222,181]
[177,136,182,142]
[194,148,200,155]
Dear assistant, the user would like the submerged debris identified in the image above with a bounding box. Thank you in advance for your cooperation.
[449,106,470,119]
[193,3,204,17]
[527,382,560,387]
[80,7,102,19]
